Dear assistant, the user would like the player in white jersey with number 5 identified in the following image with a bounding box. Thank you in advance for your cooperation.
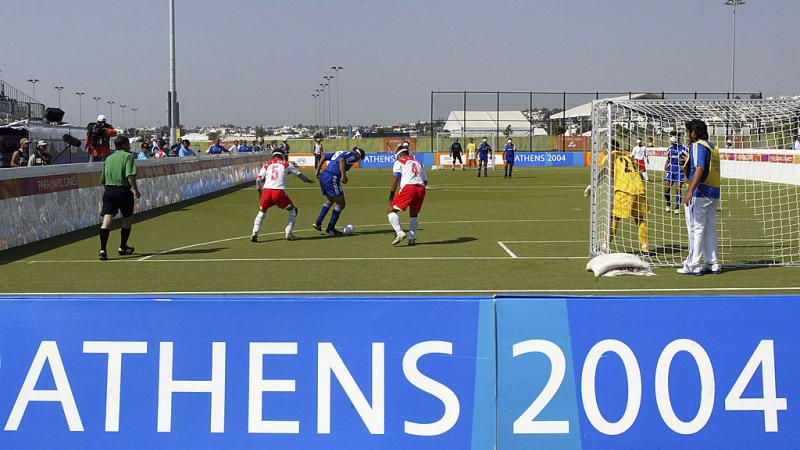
[387,144,428,246]
[251,151,313,242]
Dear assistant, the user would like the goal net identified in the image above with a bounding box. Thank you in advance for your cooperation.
[589,99,800,267]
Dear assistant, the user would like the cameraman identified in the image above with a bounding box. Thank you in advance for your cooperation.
[85,115,118,162]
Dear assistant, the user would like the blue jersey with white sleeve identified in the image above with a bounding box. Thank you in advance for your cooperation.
[322,150,359,176]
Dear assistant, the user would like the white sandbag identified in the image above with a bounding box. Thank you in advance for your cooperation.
[586,253,653,277]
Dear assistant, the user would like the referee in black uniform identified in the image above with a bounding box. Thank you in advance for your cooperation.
[98,135,141,260]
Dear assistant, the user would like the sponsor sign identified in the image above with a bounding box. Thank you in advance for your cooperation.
[497,295,800,449]
[0,296,495,450]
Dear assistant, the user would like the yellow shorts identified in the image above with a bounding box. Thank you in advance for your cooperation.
[613,191,649,219]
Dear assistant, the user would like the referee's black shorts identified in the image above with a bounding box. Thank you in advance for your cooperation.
[101,186,135,218]
[452,153,463,163]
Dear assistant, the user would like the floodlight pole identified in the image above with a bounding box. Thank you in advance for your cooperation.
[331,66,343,136]
[169,0,178,146]
[75,92,85,126]
[93,97,102,117]
[54,86,64,108]
[131,107,138,130]
[725,0,745,95]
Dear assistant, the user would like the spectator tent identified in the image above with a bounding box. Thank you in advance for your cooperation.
[443,111,548,137]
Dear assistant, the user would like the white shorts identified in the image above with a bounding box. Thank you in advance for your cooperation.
[468,153,475,160]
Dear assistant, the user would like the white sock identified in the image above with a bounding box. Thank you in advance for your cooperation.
[252,211,265,235]
[642,172,649,182]
[285,208,297,235]
[409,217,418,238]
[388,212,403,235]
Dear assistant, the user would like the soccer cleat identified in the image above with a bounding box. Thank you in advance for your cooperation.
[118,246,135,256]
[312,223,322,232]
[639,251,650,257]
[392,232,407,246]
[702,264,722,275]
[285,233,297,241]
[677,267,701,276]
[98,250,108,261]
[408,237,416,246]
[673,208,680,215]
[477,174,481,178]
[326,229,343,237]
[664,206,672,212]
[251,234,258,243]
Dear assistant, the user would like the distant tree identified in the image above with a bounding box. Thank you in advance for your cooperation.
[207,131,219,141]
[503,124,513,138]
[255,127,266,139]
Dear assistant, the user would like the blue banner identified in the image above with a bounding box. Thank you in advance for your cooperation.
[496,295,800,450]
[510,152,584,167]
[359,153,434,169]
[0,296,495,450]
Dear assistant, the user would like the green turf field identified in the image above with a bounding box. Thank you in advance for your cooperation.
[1,167,798,294]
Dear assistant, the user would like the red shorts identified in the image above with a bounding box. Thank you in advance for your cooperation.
[391,184,426,214]
[636,159,646,171]
[260,189,292,211]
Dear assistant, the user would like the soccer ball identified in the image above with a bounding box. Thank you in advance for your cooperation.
[343,224,356,235]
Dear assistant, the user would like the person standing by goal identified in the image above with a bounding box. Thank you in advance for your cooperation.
[679,119,721,275]
[631,138,649,182]
[449,138,464,171]
[663,136,687,214]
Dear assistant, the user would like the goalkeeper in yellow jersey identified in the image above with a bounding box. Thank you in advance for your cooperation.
[599,140,650,256]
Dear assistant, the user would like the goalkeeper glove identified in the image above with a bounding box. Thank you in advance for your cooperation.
[389,191,395,201]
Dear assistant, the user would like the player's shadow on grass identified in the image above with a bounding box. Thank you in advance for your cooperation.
[120,247,227,259]
[414,236,477,246]
[0,184,249,265]
[256,229,396,243]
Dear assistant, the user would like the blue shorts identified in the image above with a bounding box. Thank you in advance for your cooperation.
[505,158,515,165]
[319,171,343,197]
[664,171,685,183]
[478,154,489,162]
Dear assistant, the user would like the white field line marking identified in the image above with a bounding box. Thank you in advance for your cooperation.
[26,256,587,264]
[5,286,800,295]
[287,184,586,191]
[497,242,519,259]
[501,240,587,243]
[138,219,585,261]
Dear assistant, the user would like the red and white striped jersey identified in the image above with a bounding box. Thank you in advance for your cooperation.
[392,155,427,188]
[257,158,301,190]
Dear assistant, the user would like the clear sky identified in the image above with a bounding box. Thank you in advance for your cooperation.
[1,0,797,127]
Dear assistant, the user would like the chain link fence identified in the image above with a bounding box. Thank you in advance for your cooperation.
[429,91,763,153]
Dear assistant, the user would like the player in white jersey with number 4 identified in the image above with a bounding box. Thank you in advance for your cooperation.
[387,144,428,246]
[251,151,313,242]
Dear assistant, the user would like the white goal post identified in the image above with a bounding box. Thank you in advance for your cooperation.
[589,99,800,267]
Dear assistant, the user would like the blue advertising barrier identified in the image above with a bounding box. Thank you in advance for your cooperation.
[496,295,800,450]
[510,152,585,167]
[0,296,495,450]
[359,153,434,169]
[5,294,800,449]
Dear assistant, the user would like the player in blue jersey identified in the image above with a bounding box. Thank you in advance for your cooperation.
[477,138,492,177]
[502,139,516,178]
[313,146,366,235]
[663,135,687,214]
